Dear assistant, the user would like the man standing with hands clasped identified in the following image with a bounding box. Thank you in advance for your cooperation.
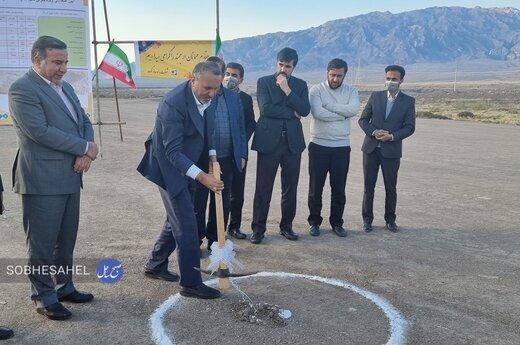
[358,65,416,233]
[9,36,98,320]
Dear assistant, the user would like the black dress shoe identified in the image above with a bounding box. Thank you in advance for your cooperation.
[386,222,399,233]
[228,228,247,240]
[180,283,221,299]
[36,302,72,320]
[144,269,180,282]
[280,228,299,241]
[309,225,320,237]
[0,327,14,340]
[250,232,264,244]
[58,290,94,303]
[363,222,373,233]
[332,225,347,237]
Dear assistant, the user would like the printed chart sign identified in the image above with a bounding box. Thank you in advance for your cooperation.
[0,0,91,126]
[134,40,214,79]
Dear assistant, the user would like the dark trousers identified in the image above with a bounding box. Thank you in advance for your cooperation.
[146,184,202,287]
[22,193,80,307]
[194,156,236,243]
[307,142,351,227]
[228,161,247,231]
[251,136,302,234]
[362,148,400,224]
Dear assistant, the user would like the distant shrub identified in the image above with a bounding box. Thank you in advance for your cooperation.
[457,111,475,118]
[416,111,450,120]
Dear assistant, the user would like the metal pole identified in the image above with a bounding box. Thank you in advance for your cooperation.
[102,0,124,142]
[216,0,220,52]
[91,0,103,157]
[453,62,458,92]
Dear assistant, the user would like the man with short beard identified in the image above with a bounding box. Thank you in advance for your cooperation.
[307,58,360,238]
[250,47,310,244]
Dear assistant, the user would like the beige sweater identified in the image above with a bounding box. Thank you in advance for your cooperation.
[309,81,360,147]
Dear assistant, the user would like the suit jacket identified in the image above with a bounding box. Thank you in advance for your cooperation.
[239,90,256,142]
[252,74,310,154]
[137,81,217,197]
[218,87,247,170]
[358,91,416,159]
[9,69,94,195]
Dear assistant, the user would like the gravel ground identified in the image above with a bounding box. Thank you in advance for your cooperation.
[0,98,519,345]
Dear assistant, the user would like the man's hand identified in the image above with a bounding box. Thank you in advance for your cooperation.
[196,172,224,193]
[376,131,393,142]
[74,156,92,173]
[276,74,291,96]
[0,190,4,216]
[374,129,388,139]
[86,142,99,160]
[241,158,246,169]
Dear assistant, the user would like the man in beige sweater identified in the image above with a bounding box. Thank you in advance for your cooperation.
[308,58,359,237]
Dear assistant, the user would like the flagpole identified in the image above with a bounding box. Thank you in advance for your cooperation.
[91,0,103,157]
[216,0,220,54]
[102,0,124,142]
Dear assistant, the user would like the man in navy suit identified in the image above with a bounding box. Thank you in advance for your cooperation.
[358,65,416,233]
[250,47,311,244]
[193,56,247,251]
[137,61,224,299]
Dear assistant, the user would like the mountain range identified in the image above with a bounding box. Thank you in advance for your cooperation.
[222,6,520,71]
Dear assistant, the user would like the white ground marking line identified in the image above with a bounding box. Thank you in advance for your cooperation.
[150,272,408,345]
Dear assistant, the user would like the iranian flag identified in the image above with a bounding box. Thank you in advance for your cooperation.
[99,43,136,88]
[215,31,223,58]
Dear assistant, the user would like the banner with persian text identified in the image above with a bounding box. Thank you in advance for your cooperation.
[134,40,214,79]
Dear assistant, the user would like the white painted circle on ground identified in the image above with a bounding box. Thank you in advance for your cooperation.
[150,271,407,345]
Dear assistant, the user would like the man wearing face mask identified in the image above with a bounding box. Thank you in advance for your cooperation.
[193,57,247,251]
[250,47,311,244]
[308,58,359,238]
[223,62,256,240]
[358,65,416,233]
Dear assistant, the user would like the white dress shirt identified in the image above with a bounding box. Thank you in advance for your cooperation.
[185,88,216,180]
[32,67,89,155]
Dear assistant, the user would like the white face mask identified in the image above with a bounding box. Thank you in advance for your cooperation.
[223,76,240,90]
[385,80,400,93]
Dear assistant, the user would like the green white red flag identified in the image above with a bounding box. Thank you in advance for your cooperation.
[215,31,223,58]
[99,43,136,88]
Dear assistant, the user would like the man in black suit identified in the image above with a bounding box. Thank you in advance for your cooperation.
[250,47,311,244]
[223,62,256,240]
[0,175,14,339]
[0,326,14,341]
[358,65,416,233]
[137,61,224,299]
[0,175,14,340]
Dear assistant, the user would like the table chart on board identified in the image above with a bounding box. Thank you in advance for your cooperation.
[0,12,37,68]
